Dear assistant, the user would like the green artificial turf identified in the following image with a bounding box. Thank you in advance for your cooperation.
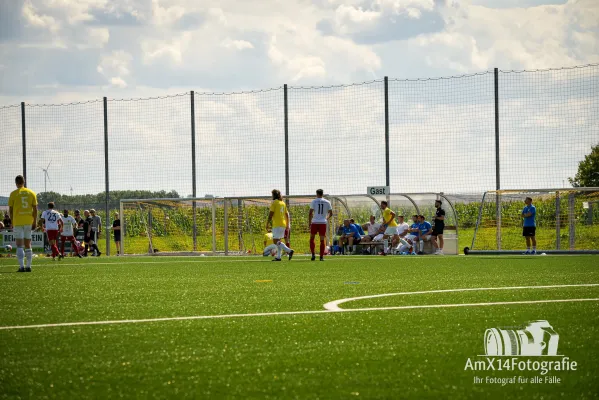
[0,255,598,399]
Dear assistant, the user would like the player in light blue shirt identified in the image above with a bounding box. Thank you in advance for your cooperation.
[340,219,362,255]
[417,215,433,254]
[350,219,365,236]
[522,197,537,254]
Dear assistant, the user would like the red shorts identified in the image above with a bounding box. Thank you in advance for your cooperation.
[46,230,59,241]
[61,235,76,242]
[310,223,327,236]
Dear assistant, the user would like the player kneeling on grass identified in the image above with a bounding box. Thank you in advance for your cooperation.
[41,202,63,261]
[263,229,280,258]
[8,175,38,272]
[266,189,294,261]
[309,189,332,261]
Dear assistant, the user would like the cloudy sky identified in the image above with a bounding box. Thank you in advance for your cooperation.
[0,0,598,198]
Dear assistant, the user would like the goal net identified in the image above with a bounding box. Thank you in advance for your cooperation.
[468,188,599,253]
[120,197,218,255]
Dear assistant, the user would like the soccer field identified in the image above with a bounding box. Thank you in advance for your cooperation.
[1,255,598,399]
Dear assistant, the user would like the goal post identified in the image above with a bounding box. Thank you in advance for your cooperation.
[465,188,599,255]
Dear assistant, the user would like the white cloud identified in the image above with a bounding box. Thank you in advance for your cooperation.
[142,32,191,65]
[222,39,254,50]
[97,50,133,86]
[76,27,110,49]
[22,0,60,32]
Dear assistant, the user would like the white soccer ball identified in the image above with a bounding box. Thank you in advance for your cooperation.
[4,245,12,251]
[541,253,547,256]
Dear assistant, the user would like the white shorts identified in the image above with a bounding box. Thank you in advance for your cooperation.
[384,226,398,236]
[272,227,286,240]
[373,233,384,241]
[13,225,32,240]
[421,234,432,241]
[263,244,278,256]
[405,234,417,243]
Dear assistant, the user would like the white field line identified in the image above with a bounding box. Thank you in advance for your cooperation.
[1,286,598,331]
[322,283,599,311]
[0,256,382,268]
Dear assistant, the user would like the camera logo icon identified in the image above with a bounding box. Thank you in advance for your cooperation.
[484,320,559,356]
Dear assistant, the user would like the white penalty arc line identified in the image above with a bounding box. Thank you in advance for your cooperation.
[322,283,599,311]
[1,298,598,331]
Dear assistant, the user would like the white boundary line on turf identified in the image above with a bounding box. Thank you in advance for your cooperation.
[1,285,598,331]
[322,283,599,311]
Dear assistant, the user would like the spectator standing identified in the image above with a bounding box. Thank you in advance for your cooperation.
[112,212,121,256]
[522,197,537,255]
[3,212,11,229]
[83,210,92,256]
[432,200,446,255]
[89,209,102,257]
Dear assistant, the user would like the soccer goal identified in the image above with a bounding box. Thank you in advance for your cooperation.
[120,197,218,255]
[464,188,599,255]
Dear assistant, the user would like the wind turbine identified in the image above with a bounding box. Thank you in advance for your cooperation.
[41,161,52,193]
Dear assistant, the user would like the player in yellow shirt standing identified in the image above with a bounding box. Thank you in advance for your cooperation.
[266,189,294,261]
[381,200,399,255]
[8,175,38,272]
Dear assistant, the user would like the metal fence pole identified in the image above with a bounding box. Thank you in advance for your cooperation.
[494,68,501,250]
[384,77,390,188]
[284,84,290,196]
[103,97,110,256]
[569,193,575,250]
[556,191,561,250]
[21,102,27,186]
[224,200,229,255]
[191,91,197,252]
[211,198,217,255]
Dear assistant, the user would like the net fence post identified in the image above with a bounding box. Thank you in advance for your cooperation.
[556,191,561,250]
[284,84,290,197]
[384,77,390,188]
[191,91,197,252]
[568,193,575,250]
[224,200,229,255]
[21,102,27,186]
[103,97,110,256]
[120,201,124,255]
[238,199,243,252]
[494,68,501,250]
[211,198,217,255]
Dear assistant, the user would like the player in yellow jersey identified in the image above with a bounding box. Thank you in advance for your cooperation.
[8,175,38,272]
[381,200,399,255]
[266,189,294,261]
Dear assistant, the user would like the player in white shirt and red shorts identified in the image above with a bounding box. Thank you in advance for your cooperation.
[41,202,63,261]
[60,209,82,259]
[309,189,333,261]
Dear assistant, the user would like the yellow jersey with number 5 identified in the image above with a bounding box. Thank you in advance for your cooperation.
[269,200,288,228]
[8,187,38,226]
